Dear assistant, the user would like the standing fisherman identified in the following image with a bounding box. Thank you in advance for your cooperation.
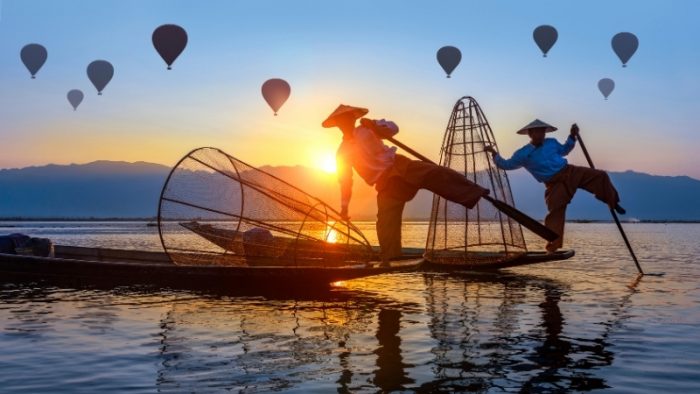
[485,120,626,253]
[323,104,490,263]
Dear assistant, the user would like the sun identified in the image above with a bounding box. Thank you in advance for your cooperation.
[317,153,337,174]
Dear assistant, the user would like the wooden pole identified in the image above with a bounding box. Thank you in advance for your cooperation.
[575,132,644,274]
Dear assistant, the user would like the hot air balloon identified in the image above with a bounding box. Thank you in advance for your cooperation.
[533,25,558,57]
[87,60,114,95]
[261,78,290,116]
[20,43,47,79]
[436,46,461,78]
[598,78,615,100]
[152,24,188,70]
[612,32,638,67]
[67,89,84,110]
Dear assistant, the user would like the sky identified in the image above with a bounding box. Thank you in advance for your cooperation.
[1,0,699,178]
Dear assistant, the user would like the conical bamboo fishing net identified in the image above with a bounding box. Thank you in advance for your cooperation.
[425,97,527,266]
[158,147,373,267]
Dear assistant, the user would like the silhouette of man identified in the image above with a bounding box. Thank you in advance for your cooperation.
[485,120,625,253]
[323,104,490,263]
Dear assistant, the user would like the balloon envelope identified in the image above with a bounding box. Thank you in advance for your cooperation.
[152,24,188,70]
[261,78,291,115]
[598,78,615,100]
[436,46,461,78]
[67,89,84,110]
[533,25,558,57]
[612,32,638,67]
[87,60,114,95]
[20,43,47,78]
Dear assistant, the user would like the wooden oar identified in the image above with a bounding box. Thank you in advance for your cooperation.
[383,135,559,242]
[574,129,646,275]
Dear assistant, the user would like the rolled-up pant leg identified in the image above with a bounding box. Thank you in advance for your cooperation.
[376,191,406,262]
[407,161,489,209]
[569,165,620,209]
[544,176,573,252]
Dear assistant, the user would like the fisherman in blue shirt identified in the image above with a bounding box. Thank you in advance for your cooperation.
[485,119,625,253]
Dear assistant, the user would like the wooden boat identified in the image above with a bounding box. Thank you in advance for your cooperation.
[182,221,575,271]
[420,249,575,271]
[0,245,422,290]
[177,221,378,267]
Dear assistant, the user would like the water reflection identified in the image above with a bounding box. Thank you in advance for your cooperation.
[373,309,414,391]
[0,271,653,393]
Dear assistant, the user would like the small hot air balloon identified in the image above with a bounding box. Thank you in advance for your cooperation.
[261,78,291,116]
[20,43,47,79]
[152,24,188,70]
[612,32,638,67]
[67,89,84,110]
[436,46,461,78]
[598,78,615,100]
[533,25,558,57]
[87,60,114,95]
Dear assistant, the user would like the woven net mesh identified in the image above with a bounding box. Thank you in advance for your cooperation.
[158,147,374,267]
[425,97,527,266]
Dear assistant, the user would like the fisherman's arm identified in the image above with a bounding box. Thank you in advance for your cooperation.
[485,146,524,170]
[559,123,578,156]
[360,118,399,139]
[337,149,353,219]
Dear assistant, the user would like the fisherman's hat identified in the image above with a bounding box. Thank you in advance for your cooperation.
[322,104,369,128]
[517,119,558,135]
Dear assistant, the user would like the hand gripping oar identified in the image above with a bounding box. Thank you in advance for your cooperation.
[383,135,558,242]
[574,128,651,275]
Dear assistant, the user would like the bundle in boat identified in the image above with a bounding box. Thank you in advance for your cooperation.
[158,147,374,267]
[425,97,528,268]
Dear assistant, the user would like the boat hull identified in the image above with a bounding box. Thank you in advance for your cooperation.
[0,245,421,290]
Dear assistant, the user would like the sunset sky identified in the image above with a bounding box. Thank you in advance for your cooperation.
[1,0,699,178]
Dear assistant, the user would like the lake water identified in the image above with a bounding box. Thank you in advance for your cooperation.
[0,221,698,393]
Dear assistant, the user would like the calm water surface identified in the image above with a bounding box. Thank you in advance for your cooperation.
[0,222,698,393]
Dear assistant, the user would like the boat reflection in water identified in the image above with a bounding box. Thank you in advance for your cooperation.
[148,271,638,392]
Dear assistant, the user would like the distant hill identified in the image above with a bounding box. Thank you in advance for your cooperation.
[0,161,169,218]
[1,161,699,220]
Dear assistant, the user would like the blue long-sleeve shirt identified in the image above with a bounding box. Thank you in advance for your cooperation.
[494,136,576,182]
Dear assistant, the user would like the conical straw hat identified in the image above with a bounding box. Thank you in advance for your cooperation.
[516,119,557,134]
[322,104,369,128]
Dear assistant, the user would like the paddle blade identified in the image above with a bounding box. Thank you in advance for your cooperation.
[484,196,558,241]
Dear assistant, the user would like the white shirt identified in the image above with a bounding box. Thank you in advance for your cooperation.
[336,122,399,208]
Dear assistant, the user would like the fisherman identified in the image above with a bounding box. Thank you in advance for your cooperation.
[484,120,625,253]
[323,104,490,263]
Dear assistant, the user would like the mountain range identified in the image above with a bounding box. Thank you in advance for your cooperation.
[1,160,699,221]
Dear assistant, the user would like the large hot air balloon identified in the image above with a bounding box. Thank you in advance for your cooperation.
[436,46,461,78]
[533,25,558,57]
[598,78,615,100]
[612,32,638,67]
[261,78,290,116]
[67,89,84,110]
[152,24,188,70]
[20,43,47,79]
[87,60,114,95]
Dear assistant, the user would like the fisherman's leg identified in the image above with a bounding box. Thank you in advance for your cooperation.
[406,161,489,209]
[544,181,573,252]
[376,191,406,262]
[570,165,621,210]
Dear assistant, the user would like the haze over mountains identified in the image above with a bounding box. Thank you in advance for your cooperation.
[1,161,699,221]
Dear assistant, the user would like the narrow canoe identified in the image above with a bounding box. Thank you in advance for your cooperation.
[0,245,422,290]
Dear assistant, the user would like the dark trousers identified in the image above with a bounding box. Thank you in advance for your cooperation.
[375,155,489,261]
[544,164,620,251]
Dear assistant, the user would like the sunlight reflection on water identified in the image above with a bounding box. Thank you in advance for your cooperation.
[0,222,698,392]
